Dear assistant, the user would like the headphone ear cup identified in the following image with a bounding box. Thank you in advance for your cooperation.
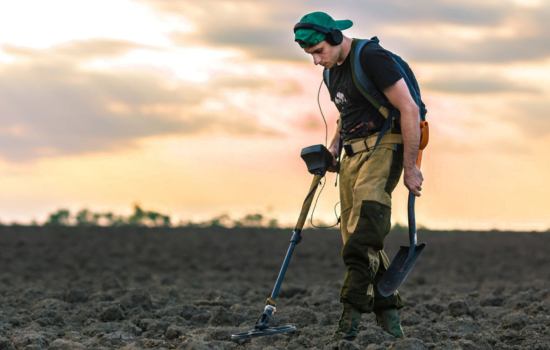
[329,28,343,45]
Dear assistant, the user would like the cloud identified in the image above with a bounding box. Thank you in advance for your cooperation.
[391,34,550,63]
[2,39,148,60]
[140,0,308,61]
[423,75,542,94]
[170,29,304,61]
[0,40,280,163]
[351,0,509,27]
[140,0,550,64]
[344,0,550,63]
[2,2,548,162]
[505,99,550,137]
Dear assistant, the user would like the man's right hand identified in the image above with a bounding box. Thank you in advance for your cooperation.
[327,146,339,173]
[404,166,423,196]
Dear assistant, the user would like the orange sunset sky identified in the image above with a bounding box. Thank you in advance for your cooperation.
[1,0,549,230]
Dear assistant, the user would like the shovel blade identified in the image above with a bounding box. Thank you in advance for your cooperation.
[377,243,426,297]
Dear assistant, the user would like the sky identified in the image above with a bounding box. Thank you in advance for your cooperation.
[1,0,549,230]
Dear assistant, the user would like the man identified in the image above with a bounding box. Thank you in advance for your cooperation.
[293,12,424,342]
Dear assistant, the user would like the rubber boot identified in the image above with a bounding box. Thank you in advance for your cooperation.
[326,302,362,344]
[375,308,404,338]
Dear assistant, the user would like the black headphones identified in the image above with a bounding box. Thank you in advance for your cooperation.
[293,22,343,46]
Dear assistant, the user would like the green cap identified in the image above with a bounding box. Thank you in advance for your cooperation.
[294,12,353,48]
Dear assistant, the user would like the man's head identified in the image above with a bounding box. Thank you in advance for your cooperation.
[294,12,353,49]
[294,12,353,69]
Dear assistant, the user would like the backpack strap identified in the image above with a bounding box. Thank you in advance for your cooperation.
[349,38,391,119]
[349,38,395,161]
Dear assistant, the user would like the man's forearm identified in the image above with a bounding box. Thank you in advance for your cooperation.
[399,106,421,170]
[382,78,424,195]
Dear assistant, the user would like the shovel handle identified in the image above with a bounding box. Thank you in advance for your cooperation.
[416,150,423,169]
[407,191,417,251]
[416,121,429,168]
[419,121,429,150]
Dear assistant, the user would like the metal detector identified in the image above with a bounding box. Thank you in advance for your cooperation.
[231,144,334,340]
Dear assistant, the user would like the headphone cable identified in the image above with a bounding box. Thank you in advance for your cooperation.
[308,78,340,229]
[318,79,328,147]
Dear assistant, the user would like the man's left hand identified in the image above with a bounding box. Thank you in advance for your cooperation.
[404,166,423,196]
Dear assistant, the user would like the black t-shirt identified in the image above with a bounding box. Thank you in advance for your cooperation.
[328,41,402,141]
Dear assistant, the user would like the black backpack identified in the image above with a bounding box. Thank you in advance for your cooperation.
[323,37,427,158]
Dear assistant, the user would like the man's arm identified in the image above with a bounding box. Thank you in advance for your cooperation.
[383,78,423,196]
[326,118,341,172]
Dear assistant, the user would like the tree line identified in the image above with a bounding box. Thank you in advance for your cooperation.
[4,205,416,230]
[31,205,281,228]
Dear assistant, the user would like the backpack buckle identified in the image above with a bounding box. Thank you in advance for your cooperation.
[343,144,354,157]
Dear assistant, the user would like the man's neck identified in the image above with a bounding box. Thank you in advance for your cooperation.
[337,36,352,66]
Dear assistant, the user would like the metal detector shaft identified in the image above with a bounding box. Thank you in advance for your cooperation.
[270,174,323,300]
[233,145,333,338]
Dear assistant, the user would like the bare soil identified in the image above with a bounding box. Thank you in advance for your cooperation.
[0,226,549,350]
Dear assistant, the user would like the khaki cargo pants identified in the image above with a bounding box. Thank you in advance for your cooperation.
[339,137,405,314]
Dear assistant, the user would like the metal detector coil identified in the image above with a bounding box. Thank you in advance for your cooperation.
[231,325,297,340]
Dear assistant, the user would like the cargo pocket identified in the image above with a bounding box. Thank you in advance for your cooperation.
[384,144,404,196]
[353,200,392,250]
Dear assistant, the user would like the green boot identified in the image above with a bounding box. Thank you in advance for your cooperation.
[327,302,362,343]
[375,308,404,338]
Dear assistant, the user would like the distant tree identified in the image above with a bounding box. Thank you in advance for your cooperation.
[418,224,430,231]
[101,212,127,226]
[391,222,408,235]
[128,204,145,226]
[111,216,127,226]
[144,211,171,227]
[76,209,99,226]
[103,212,114,225]
[45,209,71,226]
[208,214,231,228]
[182,220,201,228]
[242,214,263,227]
[392,222,407,230]
[161,215,171,227]
[310,219,329,228]
[268,219,279,228]
[146,211,160,225]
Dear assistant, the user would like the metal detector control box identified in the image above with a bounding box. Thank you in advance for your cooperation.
[300,144,334,176]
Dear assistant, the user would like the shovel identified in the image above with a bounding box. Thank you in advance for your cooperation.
[377,121,429,297]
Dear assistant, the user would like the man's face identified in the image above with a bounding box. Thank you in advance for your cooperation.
[303,41,340,69]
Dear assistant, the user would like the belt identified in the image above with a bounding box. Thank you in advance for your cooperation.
[343,133,403,157]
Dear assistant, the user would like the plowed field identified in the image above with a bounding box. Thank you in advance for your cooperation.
[0,226,549,350]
